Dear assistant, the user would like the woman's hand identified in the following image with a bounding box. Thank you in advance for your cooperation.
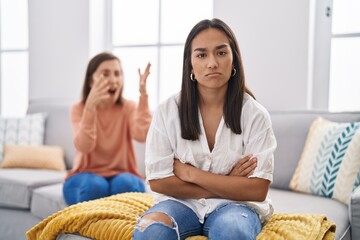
[138,62,151,96]
[173,159,197,182]
[85,74,110,111]
[229,154,257,177]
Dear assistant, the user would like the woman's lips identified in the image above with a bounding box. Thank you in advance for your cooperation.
[206,72,221,76]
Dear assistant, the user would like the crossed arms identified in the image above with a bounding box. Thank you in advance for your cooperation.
[149,155,270,202]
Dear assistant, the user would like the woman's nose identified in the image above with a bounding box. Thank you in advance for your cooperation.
[207,55,218,68]
[108,77,116,83]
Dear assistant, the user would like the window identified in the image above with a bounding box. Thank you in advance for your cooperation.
[0,0,29,117]
[110,0,213,110]
[328,0,360,111]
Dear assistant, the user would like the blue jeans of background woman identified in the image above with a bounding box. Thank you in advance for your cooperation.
[63,172,145,205]
[133,199,262,240]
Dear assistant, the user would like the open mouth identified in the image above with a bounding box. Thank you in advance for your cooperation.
[108,87,117,95]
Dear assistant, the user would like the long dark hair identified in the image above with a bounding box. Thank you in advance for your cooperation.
[81,52,123,104]
[179,18,255,140]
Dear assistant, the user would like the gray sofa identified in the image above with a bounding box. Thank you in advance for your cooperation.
[0,101,359,240]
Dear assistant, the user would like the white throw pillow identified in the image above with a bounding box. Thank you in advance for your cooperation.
[0,113,47,164]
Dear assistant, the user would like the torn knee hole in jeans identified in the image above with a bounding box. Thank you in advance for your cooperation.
[136,221,175,232]
[136,213,178,232]
[241,212,249,218]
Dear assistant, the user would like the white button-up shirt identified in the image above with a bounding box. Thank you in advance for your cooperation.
[145,93,277,223]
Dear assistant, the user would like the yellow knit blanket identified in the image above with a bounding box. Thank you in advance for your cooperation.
[26,193,336,240]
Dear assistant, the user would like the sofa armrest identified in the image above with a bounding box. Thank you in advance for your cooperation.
[350,185,360,239]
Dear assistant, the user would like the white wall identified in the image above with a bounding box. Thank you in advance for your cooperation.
[214,0,312,110]
[28,0,90,103]
[28,0,314,111]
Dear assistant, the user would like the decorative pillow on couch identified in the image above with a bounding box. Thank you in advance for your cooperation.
[0,113,47,164]
[290,117,360,204]
[1,144,65,171]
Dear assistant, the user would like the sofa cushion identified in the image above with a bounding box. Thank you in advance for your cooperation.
[269,188,350,240]
[1,144,66,171]
[0,169,65,208]
[31,183,68,219]
[0,207,42,240]
[0,113,47,164]
[351,186,360,239]
[289,117,360,204]
[269,111,360,190]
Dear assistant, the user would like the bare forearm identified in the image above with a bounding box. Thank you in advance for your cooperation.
[188,170,269,201]
[149,176,218,199]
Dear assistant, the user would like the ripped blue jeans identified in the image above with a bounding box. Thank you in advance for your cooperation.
[132,200,262,240]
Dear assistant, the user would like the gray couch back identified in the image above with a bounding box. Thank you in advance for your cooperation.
[27,100,76,169]
[270,110,360,190]
[26,101,360,186]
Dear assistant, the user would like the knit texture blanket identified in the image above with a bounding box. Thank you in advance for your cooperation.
[26,192,336,240]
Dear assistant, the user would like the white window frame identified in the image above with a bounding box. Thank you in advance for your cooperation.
[104,0,213,108]
[0,0,29,116]
[310,0,332,110]
[311,0,360,111]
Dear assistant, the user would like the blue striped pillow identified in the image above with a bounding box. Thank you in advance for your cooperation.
[0,113,47,164]
[290,117,360,204]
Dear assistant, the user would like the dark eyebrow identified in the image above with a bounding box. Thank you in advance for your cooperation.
[193,44,229,52]
[193,47,206,52]
[216,44,229,50]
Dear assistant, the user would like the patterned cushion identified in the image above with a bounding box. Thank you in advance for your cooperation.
[290,117,360,204]
[0,113,47,164]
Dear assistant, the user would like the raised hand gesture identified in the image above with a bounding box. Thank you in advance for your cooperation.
[138,62,151,96]
[85,74,110,111]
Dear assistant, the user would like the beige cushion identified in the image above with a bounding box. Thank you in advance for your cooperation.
[1,144,65,171]
[289,117,360,204]
[0,113,47,164]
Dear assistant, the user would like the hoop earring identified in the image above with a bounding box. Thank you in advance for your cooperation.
[190,73,196,82]
[231,67,237,77]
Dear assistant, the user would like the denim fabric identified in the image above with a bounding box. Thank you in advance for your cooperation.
[203,203,261,239]
[133,200,261,240]
[63,172,145,205]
